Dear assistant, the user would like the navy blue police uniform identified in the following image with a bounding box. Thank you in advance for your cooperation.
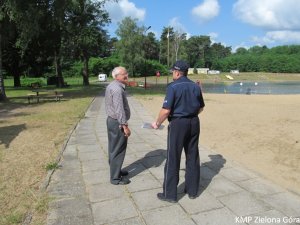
[162,74,205,201]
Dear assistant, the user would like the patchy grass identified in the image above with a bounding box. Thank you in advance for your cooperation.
[0,81,103,225]
[45,162,59,171]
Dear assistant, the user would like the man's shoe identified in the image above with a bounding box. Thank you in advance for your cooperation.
[120,170,129,176]
[188,195,197,199]
[112,177,130,185]
[157,193,177,203]
[118,177,130,185]
[184,189,197,199]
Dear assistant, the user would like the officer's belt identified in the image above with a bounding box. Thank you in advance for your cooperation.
[168,115,197,121]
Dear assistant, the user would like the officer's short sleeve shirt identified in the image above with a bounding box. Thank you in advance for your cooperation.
[162,76,205,118]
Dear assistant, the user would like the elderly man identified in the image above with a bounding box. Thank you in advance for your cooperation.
[105,66,131,185]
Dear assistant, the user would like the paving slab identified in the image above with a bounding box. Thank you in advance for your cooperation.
[141,205,196,225]
[91,196,138,225]
[47,198,93,225]
[127,173,161,193]
[131,188,172,211]
[261,192,300,217]
[218,191,272,216]
[192,207,246,225]
[179,191,224,214]
[206,176,244,197]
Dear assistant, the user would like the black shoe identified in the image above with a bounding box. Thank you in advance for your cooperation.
[184,189,197,199]
[120,170,129,176]
[112,177,130,185]
[188,195,197,199]
[119,177,130,185]
[157,193,177,203]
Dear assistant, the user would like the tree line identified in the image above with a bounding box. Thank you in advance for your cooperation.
[1,1,300,101]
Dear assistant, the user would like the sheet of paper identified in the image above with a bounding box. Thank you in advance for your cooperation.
[141,122,164,130]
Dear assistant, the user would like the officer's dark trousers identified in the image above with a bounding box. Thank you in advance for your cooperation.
[163,117,200,200]
[106,117,127,184]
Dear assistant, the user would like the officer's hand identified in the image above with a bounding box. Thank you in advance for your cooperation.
[151,122,159,129]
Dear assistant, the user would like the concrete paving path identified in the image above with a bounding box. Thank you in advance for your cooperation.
[46,93,300,225]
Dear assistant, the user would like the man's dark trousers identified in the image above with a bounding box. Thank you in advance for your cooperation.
[163,117,200,200]
[106,117,127,184]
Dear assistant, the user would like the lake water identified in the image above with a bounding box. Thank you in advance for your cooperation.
[201,81,300,95]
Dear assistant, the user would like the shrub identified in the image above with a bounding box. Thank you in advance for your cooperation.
[21,78,47,87]
[144,60,169,76]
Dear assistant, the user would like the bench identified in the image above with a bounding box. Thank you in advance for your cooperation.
[27,91,63,103]
[29,82,42,88]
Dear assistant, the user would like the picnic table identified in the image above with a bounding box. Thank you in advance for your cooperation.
[27,89,63,103]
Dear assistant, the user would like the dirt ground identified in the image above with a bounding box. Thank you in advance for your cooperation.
[136,93,300,195]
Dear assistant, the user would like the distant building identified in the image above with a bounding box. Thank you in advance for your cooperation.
[188,68,209,74]
[230,70,239,74]
[208,70,220,74]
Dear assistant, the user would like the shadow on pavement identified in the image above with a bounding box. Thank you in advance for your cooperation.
[177,154,226,200]
[124,149,166,179]
[124,150,226,202]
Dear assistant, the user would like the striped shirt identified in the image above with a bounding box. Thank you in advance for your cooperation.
[105,80,130,125]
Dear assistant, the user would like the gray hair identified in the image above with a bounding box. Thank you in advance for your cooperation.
[111,66,126,79]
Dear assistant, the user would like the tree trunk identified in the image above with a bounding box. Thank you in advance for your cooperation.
[82,52,89,86]
[54,50,64,87]
[13,73,21,87]
[12,59,21,87]
[0,29,7,101]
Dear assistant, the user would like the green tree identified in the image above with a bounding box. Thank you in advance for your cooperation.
[173,30,187,61]
[50,0,70,87]
[0,21,6,101]
[0,1,9,100]
[159,27,175,67]
[66,0,110,85]
[207,42,231,69]
[185,35,211,68]
[144,32,159,61]
[115,17,144,76]
[235,47,248,55]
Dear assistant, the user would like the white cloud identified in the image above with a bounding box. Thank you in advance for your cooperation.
[208,32,218,43]
[169,17,186,33]
[191,0,220,23]
[233,0,300,30]
[252,31,300,45]
[105,0,145,23]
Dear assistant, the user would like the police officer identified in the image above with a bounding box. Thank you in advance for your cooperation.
[152,60,205,202]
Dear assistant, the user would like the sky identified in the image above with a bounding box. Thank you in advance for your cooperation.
[103,0,300,52]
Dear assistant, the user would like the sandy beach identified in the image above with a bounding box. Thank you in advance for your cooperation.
[136,93,300,194]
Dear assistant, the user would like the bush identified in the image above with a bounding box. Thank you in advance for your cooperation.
[144,60,169,76]
[61,56,121,78]
[89,56,121,76]
[67,61,83,77]
[21,77,47,87]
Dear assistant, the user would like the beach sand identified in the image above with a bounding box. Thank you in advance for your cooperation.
[136,93,300,194]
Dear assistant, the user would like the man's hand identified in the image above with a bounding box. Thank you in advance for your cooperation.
[123,125,131,137]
